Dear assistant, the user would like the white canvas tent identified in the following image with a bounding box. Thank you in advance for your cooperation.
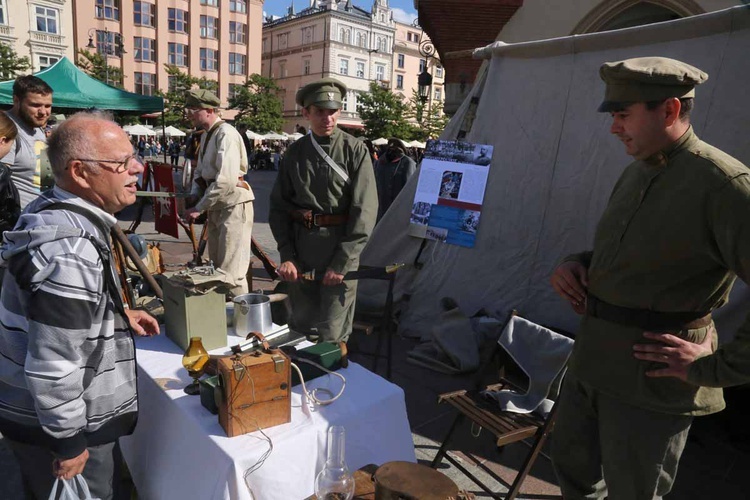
[159,125,186,137]
[124,124,155,136]
[360,6,750,343]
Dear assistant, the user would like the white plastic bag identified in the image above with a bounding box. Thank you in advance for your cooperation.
[48,476,101,500]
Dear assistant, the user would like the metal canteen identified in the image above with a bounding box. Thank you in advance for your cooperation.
[232,293,272,336]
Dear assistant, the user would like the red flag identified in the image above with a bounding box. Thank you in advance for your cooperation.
[151,162,180,238]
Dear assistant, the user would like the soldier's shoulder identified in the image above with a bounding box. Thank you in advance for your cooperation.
[687,140,750,180]
[336,130,367,152]
[286,135,309,155]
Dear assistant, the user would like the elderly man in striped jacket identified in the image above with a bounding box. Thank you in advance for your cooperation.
[0,111,159,500]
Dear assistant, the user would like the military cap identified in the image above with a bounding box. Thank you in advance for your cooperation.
[185,88,221,109]
[598,57,708,112]
[296,78,347,110]
[387,137,409,153]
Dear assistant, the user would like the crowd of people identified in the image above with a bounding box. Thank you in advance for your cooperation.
[0,54,750,500]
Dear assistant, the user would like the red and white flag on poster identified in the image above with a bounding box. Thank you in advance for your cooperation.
[151,162,180,238]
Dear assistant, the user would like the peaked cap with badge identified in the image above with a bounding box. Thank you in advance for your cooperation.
[296,78,348,110]
[598,57,708,112]
[185,88,221,109]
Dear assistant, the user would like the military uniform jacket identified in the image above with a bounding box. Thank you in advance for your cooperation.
[269,128,377,274]
[566,127,750,415]
[193,120,253,212]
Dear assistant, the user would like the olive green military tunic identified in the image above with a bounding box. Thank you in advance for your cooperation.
[269,128,378,342]
[565,127,750,416]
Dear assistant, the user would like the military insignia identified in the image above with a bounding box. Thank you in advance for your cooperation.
[327,92,334,101]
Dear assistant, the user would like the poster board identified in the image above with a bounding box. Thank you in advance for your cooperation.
[407,140,493,248]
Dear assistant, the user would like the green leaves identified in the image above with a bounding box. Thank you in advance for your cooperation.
[227,74,284,133]
[0,43,30,81]
[76,49,124,88]
[156,65,218,128]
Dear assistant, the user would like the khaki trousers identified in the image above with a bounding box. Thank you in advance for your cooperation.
[551,374,692,500]
[207,202,253,297]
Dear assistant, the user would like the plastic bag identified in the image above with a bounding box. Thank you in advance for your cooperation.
[48,476,101,500]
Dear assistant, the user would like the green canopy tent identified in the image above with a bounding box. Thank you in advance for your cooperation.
[0,57,163,112]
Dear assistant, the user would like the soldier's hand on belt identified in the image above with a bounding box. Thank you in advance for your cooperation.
[322,268,344,286]
[632,326,715,382]
[550,261,589,314]
[184,207,202,222]
[277,261,299,281]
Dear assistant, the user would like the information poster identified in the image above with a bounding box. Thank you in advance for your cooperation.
[408,140,492,248]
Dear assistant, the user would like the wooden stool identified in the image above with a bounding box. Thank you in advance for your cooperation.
[374,461,459,500]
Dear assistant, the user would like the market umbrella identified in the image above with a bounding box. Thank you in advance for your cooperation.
[288,132,304,140]
[409,140,426,148]
[263,132,286,141]
[245,130,265,140]
[372,137,388,146]
[160,125,186,137]
[124,124,156,136]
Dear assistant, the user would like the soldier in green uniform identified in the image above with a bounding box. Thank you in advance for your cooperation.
[550,57,750,499]
[269,78,377,343]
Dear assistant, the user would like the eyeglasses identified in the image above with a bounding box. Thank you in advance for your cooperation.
[73,154,138,174]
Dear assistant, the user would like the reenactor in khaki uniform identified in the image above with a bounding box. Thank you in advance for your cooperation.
[183,89,254,296]
[269,78,378,343]
[550,57,750,498]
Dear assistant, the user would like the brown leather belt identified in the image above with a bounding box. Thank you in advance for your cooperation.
[291,209,349,229]
[586,293,712,332]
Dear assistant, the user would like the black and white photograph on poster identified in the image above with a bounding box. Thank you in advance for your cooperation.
[439,171,462,199]
[461,210,481,233]
[472,145,493,166]
[410,201,431,225]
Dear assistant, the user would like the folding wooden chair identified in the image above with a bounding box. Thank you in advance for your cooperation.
[351,266,397,380]
[430,311,572,500]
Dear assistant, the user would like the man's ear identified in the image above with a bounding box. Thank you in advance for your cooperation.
[663,98,682,126]
[67,161,94,189]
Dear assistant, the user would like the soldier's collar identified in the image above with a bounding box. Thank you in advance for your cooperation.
[643,126,696,167]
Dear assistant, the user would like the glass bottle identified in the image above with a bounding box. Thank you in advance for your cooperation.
[314,426,355,500]
[182,336,209,395]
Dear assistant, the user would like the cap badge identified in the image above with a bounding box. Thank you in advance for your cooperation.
[327,92,334,101]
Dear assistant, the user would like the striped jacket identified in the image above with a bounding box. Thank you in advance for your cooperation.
[0,187,137,459]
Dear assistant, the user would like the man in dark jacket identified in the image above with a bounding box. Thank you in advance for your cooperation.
[375,137,416,221]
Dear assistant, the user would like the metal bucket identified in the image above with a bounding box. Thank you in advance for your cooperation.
[232,293,272,336]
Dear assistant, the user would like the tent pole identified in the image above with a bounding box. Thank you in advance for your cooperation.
[161,111,167,163]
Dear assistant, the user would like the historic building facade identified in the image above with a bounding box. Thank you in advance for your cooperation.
[69,0,264,115]
[0,0,75,75]
[262,0,443,133]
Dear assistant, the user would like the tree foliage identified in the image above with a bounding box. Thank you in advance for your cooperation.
[156,65,218,128]
[76,49,124,88]
[0,43,31,81]
[227,74,284,133]
[358,82,412,140]
[405,90,450,141]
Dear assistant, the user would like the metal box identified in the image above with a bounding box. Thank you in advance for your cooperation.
[163,278,228,351]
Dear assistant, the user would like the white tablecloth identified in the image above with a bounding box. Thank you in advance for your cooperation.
[119,333,416,500]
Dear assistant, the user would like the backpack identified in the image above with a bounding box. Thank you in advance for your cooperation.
[0,162,21,237]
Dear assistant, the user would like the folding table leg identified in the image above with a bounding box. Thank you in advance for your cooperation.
[430,413,464,468]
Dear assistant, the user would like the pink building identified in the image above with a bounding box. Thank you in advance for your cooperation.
[71,0,265,117]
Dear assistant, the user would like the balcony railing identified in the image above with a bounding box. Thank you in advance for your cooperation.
[0,24,14,38]
[30,31,65,46]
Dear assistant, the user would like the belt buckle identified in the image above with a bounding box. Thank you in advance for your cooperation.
[313,213,322,227]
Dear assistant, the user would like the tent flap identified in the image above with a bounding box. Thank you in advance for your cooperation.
[0,57,163,113]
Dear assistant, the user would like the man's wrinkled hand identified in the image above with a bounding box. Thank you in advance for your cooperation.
[277,261,298,282]
[322,268,344,286]
[550,261,589,314]
[125,309,160,337]
[632,325,715,382]
[184,207,202,222]
[53,449,89,480]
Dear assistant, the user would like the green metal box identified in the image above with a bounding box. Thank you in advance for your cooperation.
[163,278,228,351]
[290,342,343,386]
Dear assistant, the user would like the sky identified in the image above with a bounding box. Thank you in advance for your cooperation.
[263,0,418,25]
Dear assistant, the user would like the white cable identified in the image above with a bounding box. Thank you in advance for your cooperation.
[291,359,346,406]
